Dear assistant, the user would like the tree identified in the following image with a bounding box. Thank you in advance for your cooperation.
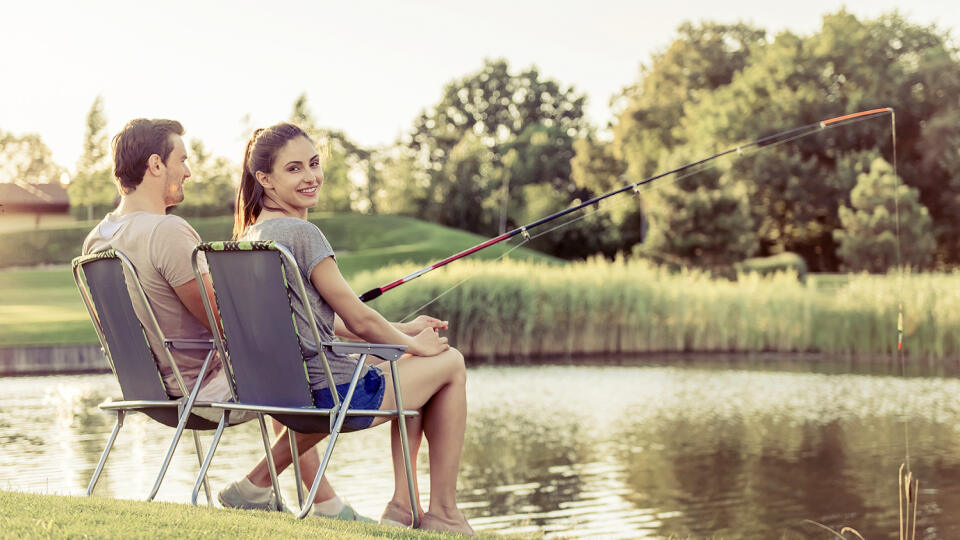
[174,139,236,217]
[407,59,587,237]
[641,149,757,270]
[834,157,934,272]
[0,131,64,184]
[68,96,115,219]
[677,11,960,268]
[289,93,369,212]
[609,11,960,269]
[612,22,766,180]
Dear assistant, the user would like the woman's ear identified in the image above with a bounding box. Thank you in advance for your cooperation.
[255,170,271,190]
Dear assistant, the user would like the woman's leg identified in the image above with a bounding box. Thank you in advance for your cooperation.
[374,348,471,531]
[380,414,425,525]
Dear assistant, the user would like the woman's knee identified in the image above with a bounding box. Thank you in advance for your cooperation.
[445,347,466,384]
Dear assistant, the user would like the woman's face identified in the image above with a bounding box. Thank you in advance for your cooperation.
[258,136,323,211]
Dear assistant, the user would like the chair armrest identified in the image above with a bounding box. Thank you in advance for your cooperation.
[322,342,407,361]
[164,338,215,350]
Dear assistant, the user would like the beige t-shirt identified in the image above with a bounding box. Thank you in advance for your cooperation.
[82,211,219,397]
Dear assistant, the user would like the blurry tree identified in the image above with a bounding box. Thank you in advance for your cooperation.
[0,131,65,184]
[372,146,430,216]
[290,93,375,212]
[174,139,236,217]
[408,59,587,236]
[612,22,766,180]
[676,11,960,268]
[570,132,646,252]
[68,96,116,219]
[641,148,757,270]
[834,157,934,272]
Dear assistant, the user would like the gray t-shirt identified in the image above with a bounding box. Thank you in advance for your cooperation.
[240,217,366,390]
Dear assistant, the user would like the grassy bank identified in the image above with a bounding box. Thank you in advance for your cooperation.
[0,213,556,271]
[355,258,960,361]
[4,254,957,360]
[0,490,485,539]
[0,215,554,346]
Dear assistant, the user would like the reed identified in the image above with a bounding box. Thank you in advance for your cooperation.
[351,257,960,361]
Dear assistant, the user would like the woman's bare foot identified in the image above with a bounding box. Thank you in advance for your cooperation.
[419,510,476,536]
[379,499,423,527]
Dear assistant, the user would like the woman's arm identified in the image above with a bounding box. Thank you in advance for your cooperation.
[312,257,449,357]
[334,314,448,340]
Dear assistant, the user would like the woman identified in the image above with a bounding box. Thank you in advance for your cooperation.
[228,122,473,534]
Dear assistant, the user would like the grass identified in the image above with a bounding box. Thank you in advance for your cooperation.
[353,257,960,361]
[0,490,503,539]
[0,213,557,270]
[0,214,556,347]
[4,232,957,360]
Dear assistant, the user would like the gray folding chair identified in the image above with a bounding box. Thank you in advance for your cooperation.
[189,240,420,524]
[72,249,219,505]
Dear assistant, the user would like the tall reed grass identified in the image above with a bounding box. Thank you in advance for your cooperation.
[351,257,960,361]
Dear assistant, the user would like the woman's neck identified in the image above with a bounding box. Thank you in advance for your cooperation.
[256,195,308,222]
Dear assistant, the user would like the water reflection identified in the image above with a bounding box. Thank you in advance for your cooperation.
[1,360,960,538]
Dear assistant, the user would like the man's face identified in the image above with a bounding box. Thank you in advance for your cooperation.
[162,135,191,207]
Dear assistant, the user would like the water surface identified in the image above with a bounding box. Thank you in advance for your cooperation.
[1,359,958,538]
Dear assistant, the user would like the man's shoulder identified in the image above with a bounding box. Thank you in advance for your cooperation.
[82,212,199,255]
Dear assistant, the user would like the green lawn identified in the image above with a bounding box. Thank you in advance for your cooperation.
[0,490,505,539]
[0,215,557,347]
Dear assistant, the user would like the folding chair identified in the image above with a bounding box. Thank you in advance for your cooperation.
[72,249,219,505]
[189,240,420,524]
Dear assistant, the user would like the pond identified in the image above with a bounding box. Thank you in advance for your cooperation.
[2,357,959,538]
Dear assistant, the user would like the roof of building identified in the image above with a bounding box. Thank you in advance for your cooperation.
[0,182,70,211]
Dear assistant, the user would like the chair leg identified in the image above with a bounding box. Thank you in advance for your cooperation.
[390,360,420,529]
[289,429,304,507]
[148,361,211,502]
[256,413,284,511]
[192,411,230,506]
[87,410,124,496]
[296,363,365,519]
[190,430,213,506]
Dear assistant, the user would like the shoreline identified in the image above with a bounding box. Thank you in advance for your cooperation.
[0,344,108,376]
[1,343,955,378]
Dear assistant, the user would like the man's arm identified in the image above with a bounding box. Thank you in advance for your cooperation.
[172,273,219,333]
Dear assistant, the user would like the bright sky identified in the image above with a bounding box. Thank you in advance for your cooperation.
[1,0,956,175]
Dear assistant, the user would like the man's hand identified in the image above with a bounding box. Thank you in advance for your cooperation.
[401,315,448,336]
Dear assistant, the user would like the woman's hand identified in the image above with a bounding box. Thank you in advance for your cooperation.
[407,327,450,357]
[401,315,448,336]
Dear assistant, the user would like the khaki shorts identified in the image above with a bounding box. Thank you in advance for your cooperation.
[191,370,257,424]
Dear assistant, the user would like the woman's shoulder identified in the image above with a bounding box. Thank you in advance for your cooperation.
[245,218,332,252]
[247,217,321,237]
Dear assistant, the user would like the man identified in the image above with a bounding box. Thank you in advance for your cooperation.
[82,118,371,521]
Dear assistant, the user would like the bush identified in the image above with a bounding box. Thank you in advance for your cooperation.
[735,252,808,281]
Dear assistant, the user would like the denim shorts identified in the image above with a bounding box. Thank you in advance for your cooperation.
[311,365,385,431]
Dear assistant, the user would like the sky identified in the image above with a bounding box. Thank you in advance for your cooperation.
[1,0,957,176]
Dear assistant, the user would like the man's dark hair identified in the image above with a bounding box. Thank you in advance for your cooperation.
[112,118,184,194]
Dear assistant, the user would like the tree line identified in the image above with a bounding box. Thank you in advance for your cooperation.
[2,10,957,273]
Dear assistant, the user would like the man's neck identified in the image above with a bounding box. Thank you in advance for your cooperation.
[115,190,167,216]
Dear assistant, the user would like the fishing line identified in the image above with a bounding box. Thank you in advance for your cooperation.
[525,114,880,245]
[393,111,893,322]
[395,237,531,323]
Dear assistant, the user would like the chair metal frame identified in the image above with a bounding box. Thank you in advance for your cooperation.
[189,240,420,524]
[72,249,219,505]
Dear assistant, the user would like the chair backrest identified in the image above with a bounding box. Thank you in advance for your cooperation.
[72,250,170,402]
[193,241,316,409]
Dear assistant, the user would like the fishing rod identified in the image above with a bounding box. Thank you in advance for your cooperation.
[358,107,894,302]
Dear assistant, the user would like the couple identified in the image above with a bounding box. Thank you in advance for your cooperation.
[81,118,474,535]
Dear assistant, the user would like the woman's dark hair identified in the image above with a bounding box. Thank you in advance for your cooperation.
[234,122,311,239]
[112,118,184,194]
